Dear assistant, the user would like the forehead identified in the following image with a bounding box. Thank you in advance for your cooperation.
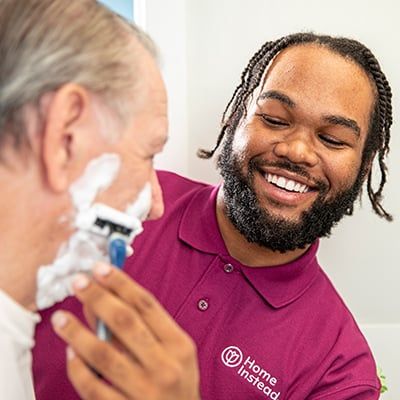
[129,42,168,149]
[259,44,375,133]
[135,40,167,107]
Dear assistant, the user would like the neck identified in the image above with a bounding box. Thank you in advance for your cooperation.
[216,188,310,267]
[0,184,39,310]
[0,160,69,311]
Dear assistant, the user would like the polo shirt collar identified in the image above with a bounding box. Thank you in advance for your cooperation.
[179,184,320,309]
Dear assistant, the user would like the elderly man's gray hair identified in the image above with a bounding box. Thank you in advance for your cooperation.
[0,0,156,149]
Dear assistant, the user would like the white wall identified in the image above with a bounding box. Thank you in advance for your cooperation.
[146,0,189,176]
[146,0,400,396]
[360,324,400,399]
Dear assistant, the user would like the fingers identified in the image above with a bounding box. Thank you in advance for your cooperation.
[66,348,127,400]
[53,266,201,400]
[83,304,96,330]
[92,263,196,357]
[51,310,147,397]
[71,273,168,372]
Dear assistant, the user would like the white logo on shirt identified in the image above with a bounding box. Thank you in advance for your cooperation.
[221,346,243,367]
[220,345,281,399]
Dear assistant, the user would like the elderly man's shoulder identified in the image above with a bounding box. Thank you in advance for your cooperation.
[156,170,212,202]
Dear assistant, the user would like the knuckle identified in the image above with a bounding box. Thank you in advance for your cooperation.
[136,290,157,314]
[112,309,136,330]
[135,326,155,347]
[177,336,197,364]
[80,387,102,400]
[109,357,131,381]
[131,374,155,400]
[89,344,113,371]
[89,345,131,381]
[157,363,183,391]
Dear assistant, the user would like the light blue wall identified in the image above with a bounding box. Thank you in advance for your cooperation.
[99,0,133,21]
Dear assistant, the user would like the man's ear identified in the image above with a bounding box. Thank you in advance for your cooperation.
[41,84,92,193]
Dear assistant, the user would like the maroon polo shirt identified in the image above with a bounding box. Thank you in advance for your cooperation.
[33,171,380,399]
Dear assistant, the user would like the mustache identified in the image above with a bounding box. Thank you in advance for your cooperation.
[249,158,328,193]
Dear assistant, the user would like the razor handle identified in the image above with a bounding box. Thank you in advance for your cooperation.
[96,237,127,341]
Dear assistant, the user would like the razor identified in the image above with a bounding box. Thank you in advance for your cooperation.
[78,203,143,341]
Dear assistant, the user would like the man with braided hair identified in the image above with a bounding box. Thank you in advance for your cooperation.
[34,33,392,399]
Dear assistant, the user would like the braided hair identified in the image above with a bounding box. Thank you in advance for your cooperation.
[198,33,393,221]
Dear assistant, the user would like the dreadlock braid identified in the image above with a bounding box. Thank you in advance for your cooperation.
[197,40,277,159]
[360,48,393,220]
[198,32,393,221]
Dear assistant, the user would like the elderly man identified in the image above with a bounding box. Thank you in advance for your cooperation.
[0,0,199,399]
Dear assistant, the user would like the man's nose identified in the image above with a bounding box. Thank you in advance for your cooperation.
[146,170,164,220]
[272,130,319,167]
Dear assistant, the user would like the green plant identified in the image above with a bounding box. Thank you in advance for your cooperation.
[378,367,388,394]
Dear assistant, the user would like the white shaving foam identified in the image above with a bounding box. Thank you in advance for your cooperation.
[125,181,152,223]
[36,154,152,310]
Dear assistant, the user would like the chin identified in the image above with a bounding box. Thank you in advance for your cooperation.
[259,198,312,225]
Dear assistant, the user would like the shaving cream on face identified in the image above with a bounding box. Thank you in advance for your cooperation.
[125,181,152,222]
[36,154,152,310]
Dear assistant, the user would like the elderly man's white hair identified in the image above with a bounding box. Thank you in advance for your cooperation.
[0,0,156,150]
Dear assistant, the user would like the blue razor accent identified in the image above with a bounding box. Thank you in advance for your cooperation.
[108,238,127,269]
[96,237,127,342]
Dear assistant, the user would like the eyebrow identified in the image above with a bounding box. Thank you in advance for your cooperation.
[258,90,296,108]
[323,115,361,136]
[258,90,361,137]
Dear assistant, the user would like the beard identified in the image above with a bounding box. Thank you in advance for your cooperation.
[217,134,364,252]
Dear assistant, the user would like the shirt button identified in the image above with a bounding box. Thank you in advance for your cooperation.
[224,263,234,273]
[197,299,209,311]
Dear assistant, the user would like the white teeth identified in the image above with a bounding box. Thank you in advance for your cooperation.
[265,173,310,193]
[286,180,295,191]
[277,177,286,188]
[300,184,308,193]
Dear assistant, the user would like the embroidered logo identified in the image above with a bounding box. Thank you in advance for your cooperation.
[220,345,281,399]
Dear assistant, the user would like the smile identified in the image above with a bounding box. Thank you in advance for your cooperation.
[264,173,310,193]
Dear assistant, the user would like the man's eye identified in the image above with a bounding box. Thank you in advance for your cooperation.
[257,113,289,127]
[319,134,345,148]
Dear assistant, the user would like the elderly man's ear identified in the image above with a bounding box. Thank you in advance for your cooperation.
[38,84,98,193]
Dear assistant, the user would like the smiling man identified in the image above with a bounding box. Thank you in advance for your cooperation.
[33,33,393,399]
[215,42,385,261]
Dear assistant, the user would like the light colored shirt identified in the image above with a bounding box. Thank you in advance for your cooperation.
[0,289,40,400]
